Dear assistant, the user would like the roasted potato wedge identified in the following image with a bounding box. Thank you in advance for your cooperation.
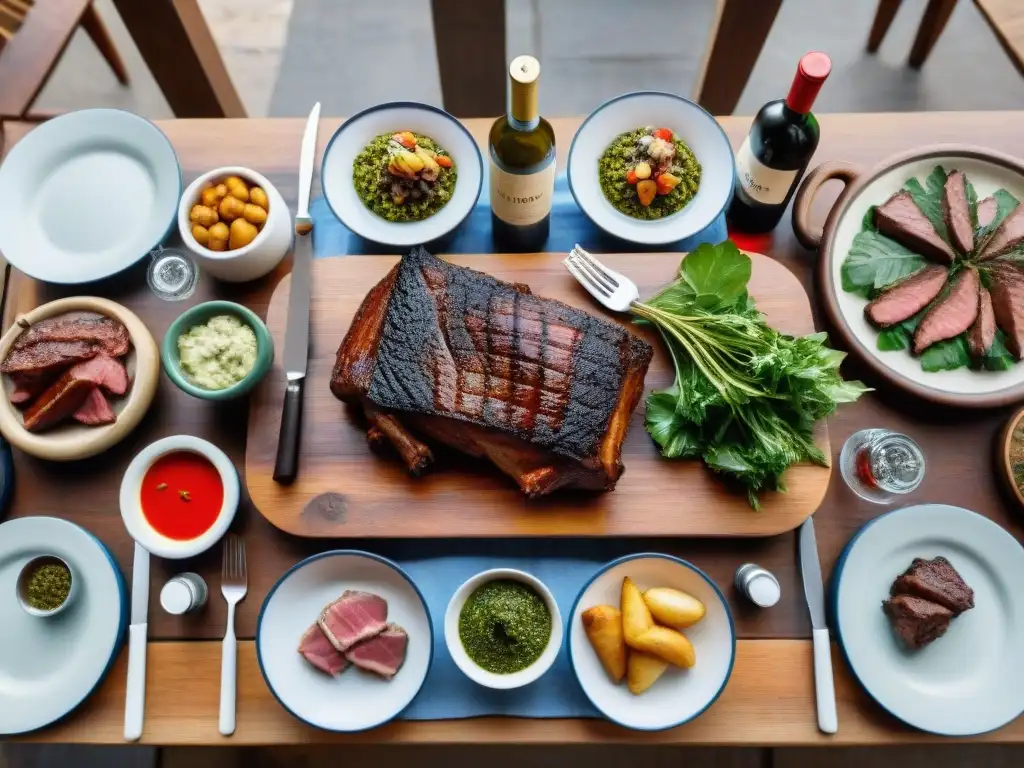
[632,626,696,668]
[643,587,706,629]
[627,651,669,695]
[582,605,626,683]
[621,577,654,648]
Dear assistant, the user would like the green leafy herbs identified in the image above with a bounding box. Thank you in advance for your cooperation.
[840,165,1022,373]
[633,241,869,510]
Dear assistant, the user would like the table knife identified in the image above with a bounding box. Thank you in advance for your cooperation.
[799,517,837,734]
[273,101,321,485]
[123,542,150,741]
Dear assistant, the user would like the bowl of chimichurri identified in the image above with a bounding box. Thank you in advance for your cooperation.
[445,568,562,689]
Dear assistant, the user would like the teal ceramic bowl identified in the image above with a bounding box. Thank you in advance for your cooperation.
[161,301,273,401]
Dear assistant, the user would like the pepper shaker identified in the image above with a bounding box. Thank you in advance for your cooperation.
[160,573,209,615]
[735,563,781,608]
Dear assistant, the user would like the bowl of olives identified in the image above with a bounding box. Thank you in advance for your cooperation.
[177,166,292,282]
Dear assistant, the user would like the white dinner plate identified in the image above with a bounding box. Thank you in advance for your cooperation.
[256,551,432,732]
[833,503,1024,735]
[568,554,735,731]
[0,516,127,735]
[0,109,181,284]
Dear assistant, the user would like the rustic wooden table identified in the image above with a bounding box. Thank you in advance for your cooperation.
[2,113,1023,745]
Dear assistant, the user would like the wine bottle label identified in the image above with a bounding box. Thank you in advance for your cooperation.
[734,137,798,205]
[490,158,555,226]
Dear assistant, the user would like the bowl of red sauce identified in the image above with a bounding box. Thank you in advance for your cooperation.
[120,435,239,558]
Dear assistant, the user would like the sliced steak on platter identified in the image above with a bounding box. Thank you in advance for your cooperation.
[317,590,388,652]
[978,204,1024,260]
[298,622,348,675]
[967,285,996,358]
[72,387,116,426]
[875,190,956,264]
[345,624,408,679]
[912,268,980,354]
[864,265,948,327]
[942,170,974,255]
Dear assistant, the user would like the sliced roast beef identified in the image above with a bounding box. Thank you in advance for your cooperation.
[882,594,953,650]
[912,268,980,354]
[22,374,95,431]
[942,171,974,254]
[8,371,57,406]
[72,387,116,426]
[989,267,1024,358]
[979,203,1024,260]
[317,590,388,652]
[13,314,130,358]
[1,340,99,375]
[891,556,975,615]
[70,352,130,396]
[298,623,348,675]
[967,285,996,357]
[978,196,998,228]
[875,190,956,264]
[345,624,408,679]
[864,265,948,327]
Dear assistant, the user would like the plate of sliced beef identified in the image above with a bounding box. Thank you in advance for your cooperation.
[256,551,432,732]
[797,146,1024,407]
[0,297,159,460]
[832,503,1024,735]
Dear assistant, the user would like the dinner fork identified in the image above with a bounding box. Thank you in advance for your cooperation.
[219,534,247,736]
[564,244,639,313]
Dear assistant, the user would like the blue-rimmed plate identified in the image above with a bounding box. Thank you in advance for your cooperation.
[568,554,735,731]
[0,516,126,735]
[0,109,180,284]
[567,92,734,246]
[256,550,432,732]
[833,503,1024,736]
[321,102,483,248]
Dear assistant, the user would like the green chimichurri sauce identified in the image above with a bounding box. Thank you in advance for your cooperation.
[458,579,552,674]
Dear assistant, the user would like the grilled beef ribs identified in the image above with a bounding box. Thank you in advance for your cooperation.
[298,623,348,675]
[942,171,974,254]
[891,556,975,614]
[989,266,1024,358]
[875,190,956,264]
[0,339,100,375]
[882,595,953,650]
[864,265,948,327]
[331,248,653,496]
[72,387,116,426]
[978,196,998,228]
[317,590,389,652]
[13,313,130,358]
[912,268,980,354]
[979,203,1024,260]
[345,624,408,679]
[967,285,997,357]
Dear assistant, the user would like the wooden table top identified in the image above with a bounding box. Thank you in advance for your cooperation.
[3,112,1024,745]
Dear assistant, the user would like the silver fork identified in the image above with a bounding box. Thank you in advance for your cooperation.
[219,534,247,736]
[564,244,640,313]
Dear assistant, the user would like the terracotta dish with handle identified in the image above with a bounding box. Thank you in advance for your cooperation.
[793,144,1024,408]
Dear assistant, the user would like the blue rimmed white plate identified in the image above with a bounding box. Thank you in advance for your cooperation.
[568,554,735,731]
[833,503,1024,736]
[0,516,127,735]
[0,109,180,284]
[256,550,432,732]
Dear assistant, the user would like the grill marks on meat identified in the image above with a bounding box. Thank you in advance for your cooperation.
[979,203,1024,260]
[942,171,974,254]
[989,266,1024,358]
[298,623,348,675]
[882,556,973,650]
[875,190,956,264]
[882,595,953,650]
[912,268,980,354]
[865,265,948,327]
[331,248,653,495]
[344,624,408,678]
[968,285,996,357]
[318,590,388,652]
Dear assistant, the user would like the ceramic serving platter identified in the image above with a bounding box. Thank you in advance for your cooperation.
[833,503,1024,736]
[0,517,127,735]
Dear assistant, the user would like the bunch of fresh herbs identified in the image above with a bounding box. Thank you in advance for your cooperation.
[632,241,868,510]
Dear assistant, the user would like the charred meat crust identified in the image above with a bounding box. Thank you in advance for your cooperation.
[942,170,974,255]
[875,190,956,264]
[989,265,1024,359]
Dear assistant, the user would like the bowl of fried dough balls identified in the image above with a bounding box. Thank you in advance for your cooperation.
[177,166,292,282]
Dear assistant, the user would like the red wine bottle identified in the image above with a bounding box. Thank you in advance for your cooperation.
[727,52,831,234]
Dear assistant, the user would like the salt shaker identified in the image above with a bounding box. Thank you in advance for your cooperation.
[160,573,209,615]
[735,563,781,608]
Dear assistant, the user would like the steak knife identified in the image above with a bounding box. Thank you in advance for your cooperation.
[273,101,321,485]
[799,517,838,734]
[123,542,149,741]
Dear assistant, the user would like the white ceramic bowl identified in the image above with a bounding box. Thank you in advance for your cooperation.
[119,435,239,559]
[567,92,735,245]
[0,109,181,284]
[15,554,78,618]
[444,568,562,690]
[321,102,483,247]
[178,166,292,283]
[568,554,736,731]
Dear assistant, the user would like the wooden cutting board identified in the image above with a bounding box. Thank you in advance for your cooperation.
[245,252,830,537]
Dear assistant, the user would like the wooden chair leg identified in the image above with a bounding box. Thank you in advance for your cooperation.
[908,0,959,68]
[867,0,901,52]
[80,2,130,85]
[431,0,506,118]
[694,0,783,116]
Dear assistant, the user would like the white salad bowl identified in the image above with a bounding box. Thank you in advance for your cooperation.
[568,92,735,245]
[119,435,239,559]
[178,166,292,283]
[444,568,562,690]
[321,102,483,247]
